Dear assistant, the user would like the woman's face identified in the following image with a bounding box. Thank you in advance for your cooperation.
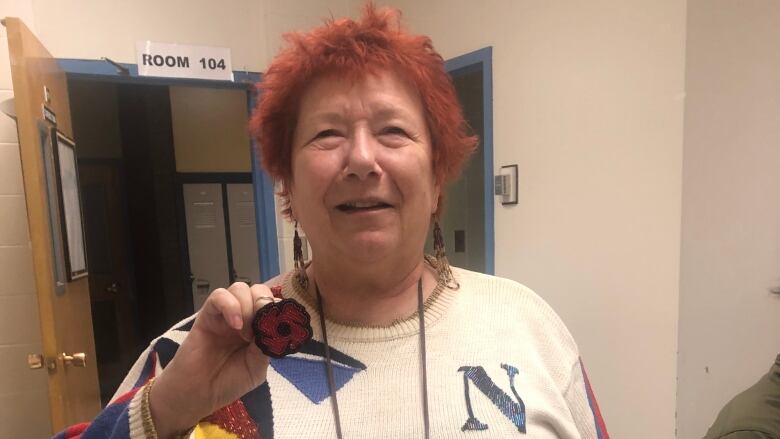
[289,71,439,265]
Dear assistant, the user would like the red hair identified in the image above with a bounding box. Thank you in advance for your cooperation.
[249,4,478,216]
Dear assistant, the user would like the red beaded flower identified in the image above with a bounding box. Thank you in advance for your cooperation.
[253,298,312,358]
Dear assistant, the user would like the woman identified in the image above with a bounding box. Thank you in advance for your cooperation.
[56,6,608,439]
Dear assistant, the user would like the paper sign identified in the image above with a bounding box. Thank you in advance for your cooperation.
[136,41,234,81]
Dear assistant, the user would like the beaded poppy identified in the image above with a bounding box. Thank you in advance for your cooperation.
[253,298,313,358]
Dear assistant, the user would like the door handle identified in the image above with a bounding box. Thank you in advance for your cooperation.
[59,352,87,368]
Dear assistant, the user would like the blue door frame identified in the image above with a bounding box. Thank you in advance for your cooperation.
[445,47,494,274]
[58,58,280,280]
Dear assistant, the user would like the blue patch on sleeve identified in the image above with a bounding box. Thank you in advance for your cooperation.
[80,401,131,438]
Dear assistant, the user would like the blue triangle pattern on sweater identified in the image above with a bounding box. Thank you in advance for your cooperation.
[270,356,364,404]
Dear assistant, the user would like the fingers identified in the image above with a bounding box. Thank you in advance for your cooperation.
[202,282,271,334]
[202,287,244,331]
[229,282,255,331]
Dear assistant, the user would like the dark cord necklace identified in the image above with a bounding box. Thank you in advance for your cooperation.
[315,278,430,439]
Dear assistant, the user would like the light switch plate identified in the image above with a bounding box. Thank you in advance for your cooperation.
[497,164,518,205]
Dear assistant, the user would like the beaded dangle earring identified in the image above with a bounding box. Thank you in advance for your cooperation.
[432,219,455,287]
[293,221,309,289]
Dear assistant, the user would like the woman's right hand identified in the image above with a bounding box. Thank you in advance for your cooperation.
[148,282,273,438]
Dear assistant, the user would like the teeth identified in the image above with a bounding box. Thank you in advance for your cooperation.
[347,201,379,208]
[347,201,381,208]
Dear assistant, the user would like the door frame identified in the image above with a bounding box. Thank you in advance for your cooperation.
[57,58,280,280]
[445,47,494,274]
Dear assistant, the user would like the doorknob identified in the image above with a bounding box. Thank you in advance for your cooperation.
[106,282,120,294]
[27,353,56,370]
[59,352,87,368]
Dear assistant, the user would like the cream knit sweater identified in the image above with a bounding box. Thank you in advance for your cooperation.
[90,267,608,439]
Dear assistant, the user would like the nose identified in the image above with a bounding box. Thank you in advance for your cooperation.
[344,127,381,180]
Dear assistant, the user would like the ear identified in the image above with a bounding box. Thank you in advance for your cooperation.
[285,180,297,219]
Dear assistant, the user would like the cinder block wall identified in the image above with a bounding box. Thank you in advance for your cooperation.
[0,1,53,437]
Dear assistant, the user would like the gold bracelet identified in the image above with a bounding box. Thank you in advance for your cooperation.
[140,377,159,439]
[140,377,196,439]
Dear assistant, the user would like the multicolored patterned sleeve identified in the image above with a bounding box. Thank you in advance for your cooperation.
[51,316,195,439]
[565,357,610,439]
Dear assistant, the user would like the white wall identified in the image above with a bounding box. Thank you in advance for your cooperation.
[677,1,780,437]
[0,1,53,437]
[373,1,687,438]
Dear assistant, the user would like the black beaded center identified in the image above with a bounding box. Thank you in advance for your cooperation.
[277,322,292,336]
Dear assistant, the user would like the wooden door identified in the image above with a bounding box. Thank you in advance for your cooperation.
[5,17,101,432]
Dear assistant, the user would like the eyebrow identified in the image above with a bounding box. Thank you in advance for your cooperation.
[373,106,415,121]
[305,106,416,124]
[304,112,345,124]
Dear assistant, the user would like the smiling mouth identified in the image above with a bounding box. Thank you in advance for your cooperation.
[335,201,393,213]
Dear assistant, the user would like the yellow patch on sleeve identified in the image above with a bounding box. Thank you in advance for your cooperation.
[193,422,241,439]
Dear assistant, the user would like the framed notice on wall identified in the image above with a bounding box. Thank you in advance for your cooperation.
[52,130,88,280]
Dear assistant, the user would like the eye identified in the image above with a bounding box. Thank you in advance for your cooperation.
[313,129,341,140]
[380,126,409,137]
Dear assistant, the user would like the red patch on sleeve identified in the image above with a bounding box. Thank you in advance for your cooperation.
[64,422,90,438]
[203,400,260,439]
[111,386,142,405]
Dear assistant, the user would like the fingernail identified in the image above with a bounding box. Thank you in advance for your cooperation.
[233,316,243,330]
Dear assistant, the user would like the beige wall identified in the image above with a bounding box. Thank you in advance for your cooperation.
[0,0,52,437]
[374,1,686,438]
[169,86,251,173]
[677,1,780,437]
